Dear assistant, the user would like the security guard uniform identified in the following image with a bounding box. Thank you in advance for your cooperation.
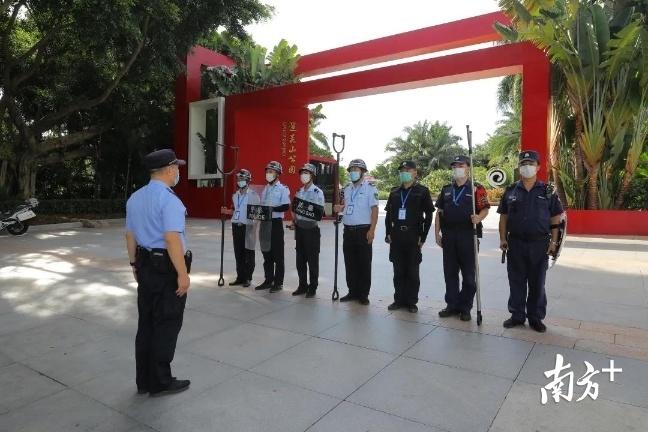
[230,169,260,287]
[293,166,325,297]
[340,162,379,303]
[436,157,490,318]
[497,151,563,327]
[126,149,192,395]
[385,163,434,310]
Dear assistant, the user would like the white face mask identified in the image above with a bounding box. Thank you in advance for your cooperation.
[265,172,276,183]
[300,173,311,185]
[171,167,180,187]
[237,180,247,189]
[520,165,538,178]
[452,167,467,179]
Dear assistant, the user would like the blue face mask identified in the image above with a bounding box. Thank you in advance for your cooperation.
[399,172,413,184]
[172,171,180,187]
[237,180,247,189]
[349,171,361,182]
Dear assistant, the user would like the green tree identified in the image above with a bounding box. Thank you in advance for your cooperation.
[308,104,332,158]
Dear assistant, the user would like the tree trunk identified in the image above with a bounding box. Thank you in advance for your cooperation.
[614,171,633,209]
[586,164,600,210]
[0,160,7,191]
[552,165,568,207]
[17,158,35,199]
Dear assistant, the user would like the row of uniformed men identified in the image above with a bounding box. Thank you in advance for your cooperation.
[222,150,563,333]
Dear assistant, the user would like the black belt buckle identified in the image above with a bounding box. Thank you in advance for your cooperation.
[399,226,409,231]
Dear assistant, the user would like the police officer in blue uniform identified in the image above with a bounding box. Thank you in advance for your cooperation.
[288,163,325,298]
[125,149,192,397]
[435,155,490,321]
[333,159,379,305]
[498,150,564,332]
[385,161,434,313]
[256,161,291,293]
[221,169,260,287]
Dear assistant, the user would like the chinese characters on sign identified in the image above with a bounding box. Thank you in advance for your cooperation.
[541,354,623,404]
[281,120,298,175]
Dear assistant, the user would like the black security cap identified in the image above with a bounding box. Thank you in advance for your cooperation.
[143,149,186,170]
[519,150,540,163]
[399,160,417,170]
[450,155,470,166]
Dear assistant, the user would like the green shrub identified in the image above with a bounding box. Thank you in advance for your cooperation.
[623,178,648,210]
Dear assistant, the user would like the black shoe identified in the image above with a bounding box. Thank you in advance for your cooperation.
[339,294,356,302]
[137,387,148,395]
[229,279,244,286]
[438,308,458,318]
[292,288,307,296]
[407,305,418,313]
[358,298,370,306]
[255,281,272,290]
[459,311,471,321]
[503,317,525,328]
[305,289,316,298]
[269,284,283,293]
[242,280,251,288]
[387,302,402,311]
[528,318,547,333]
[149,379,190,397]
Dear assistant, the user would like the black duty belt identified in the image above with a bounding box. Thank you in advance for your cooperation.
[393,225,419,232]
[232,223,246,227]
[136,246,193,274]
[441,221,473,230]
[344,224,370,231]
[508,233,550,242]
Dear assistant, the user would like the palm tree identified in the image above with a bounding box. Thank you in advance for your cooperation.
[309,104,329,152]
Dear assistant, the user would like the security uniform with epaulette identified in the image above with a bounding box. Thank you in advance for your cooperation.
[384,161,434,313]
[125,149,192,396]
[497,150,564,332]
[435,155,490,321]
[291,163,325,298]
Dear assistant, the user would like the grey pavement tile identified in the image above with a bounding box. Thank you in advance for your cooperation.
[307,401,442,432]
[147,371,340,432]
[317,313,435,354]
[517,343,648,409]
[404,327,534,379]
[182,322,310,369]
[0,350,13,368]
[251,303,353,336]
[0,315,112,361]
[490,381,648,432]
[74,351,240,424]
[176,309,242,346]
[251,337,396,398]
[0,389,138,432]
[349,357,512,432]
[0,363,65,414]
[0,310,56,337]
[23,335,134,387]
[187,289,292,321]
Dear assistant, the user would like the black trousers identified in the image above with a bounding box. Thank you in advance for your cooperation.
[343,225,372,299]
[441,229,477,313]
[389,229,422,306]
[262,218,285,285]
[135,259,186,392]
[295,225,320,291]
[232,224,255,282]
[506,237,549,321]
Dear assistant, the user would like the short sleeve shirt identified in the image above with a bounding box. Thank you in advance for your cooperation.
[262,181,291,219]
[497,181,563,236]
[231,188,261,225]
[341,180,379,226]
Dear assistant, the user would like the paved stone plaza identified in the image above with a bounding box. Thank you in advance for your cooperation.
[1,210,647,431]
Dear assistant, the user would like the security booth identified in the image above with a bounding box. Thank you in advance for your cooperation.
[308,155,338,218]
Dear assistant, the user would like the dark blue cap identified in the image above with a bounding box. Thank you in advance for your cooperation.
[143,149,186,170]
[450,155,470,166]
[399,161,417,170]
[519,150,540,163]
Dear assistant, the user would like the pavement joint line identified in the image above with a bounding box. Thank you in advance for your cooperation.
[302,398,346,432]
[485,378,516,432]
[343,398,454,432]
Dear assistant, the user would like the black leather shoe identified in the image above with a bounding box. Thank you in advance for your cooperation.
[503,317,525,328]
[229,279,244,286]
[305,290,316,298]
[242,280,251,288]
[137,387,148,395]
[255,281,272,290]
[339,294,356,302]
[292,288,307,296]
[149,379,190,397]
[528,318,547,333]
[407,305,418,313]
[387,302,401,311]
[358,298,370,306]
[269,284,283,293]
[460,311,472,321]
[438,308,458,318]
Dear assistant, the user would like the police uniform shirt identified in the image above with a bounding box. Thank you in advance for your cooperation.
[341,180,379,226]
[384,182,435,241]
[295,184,325,227]
[436,181,490,229]
[497,180,563,236]
[231,188,260,225]
[126,179,187,251]
[262,180,291,219]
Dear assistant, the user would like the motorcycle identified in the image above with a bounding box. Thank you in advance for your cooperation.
[1,198,39,235]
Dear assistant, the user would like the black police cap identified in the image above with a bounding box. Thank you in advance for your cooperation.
[143,149,186,170]
[450,155,470,166]
[399,160,417,170]
[519,150,540,163]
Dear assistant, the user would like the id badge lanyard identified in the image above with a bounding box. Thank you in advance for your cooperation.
[399,187,412,220]
[346,184,362,215]
[452,185,466,207]
[234,192,245,221]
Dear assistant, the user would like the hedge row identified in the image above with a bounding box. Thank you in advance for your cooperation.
[0,199,126,215]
